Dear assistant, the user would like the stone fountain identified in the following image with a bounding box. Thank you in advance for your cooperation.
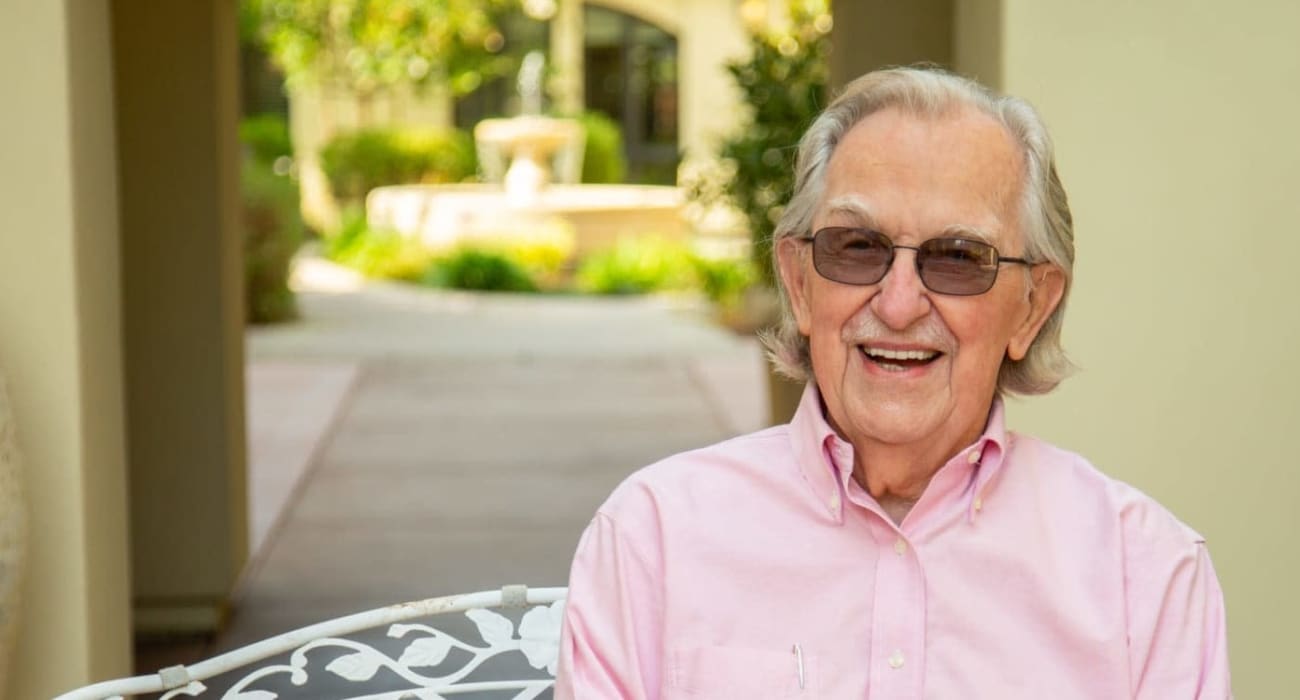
[366,51,686,256]
[474,52,582,205]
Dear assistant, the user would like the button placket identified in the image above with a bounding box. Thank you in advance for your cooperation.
[867,521,925,697]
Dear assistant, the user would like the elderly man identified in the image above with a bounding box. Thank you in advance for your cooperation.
[555,67,1230,698]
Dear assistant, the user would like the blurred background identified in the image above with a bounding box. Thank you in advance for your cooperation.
[1,0,1296,697]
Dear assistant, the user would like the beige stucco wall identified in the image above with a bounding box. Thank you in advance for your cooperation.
[0,0,132,696]
[963,2,1300,696]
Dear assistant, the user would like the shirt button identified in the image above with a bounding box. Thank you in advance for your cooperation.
[828,492,840,512]
[967,450,981,464]
[888,650,905,669]
[974,496,984,512]
[893,538,907,556]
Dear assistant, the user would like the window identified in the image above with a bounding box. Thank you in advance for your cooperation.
[584,5,679,184]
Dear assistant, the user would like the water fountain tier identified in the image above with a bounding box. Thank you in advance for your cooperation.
[474,116,583,204]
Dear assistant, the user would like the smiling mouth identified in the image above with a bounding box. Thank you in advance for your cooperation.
[859,346,943,372]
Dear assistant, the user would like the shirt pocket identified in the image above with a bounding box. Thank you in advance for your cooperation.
[667,645,820,699]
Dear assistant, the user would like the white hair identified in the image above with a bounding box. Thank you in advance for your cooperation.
[763,66,1076,396]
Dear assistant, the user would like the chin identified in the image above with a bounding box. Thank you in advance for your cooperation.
[843,396,948,447]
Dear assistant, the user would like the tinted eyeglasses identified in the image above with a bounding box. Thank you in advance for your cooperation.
[803,226,1034,296]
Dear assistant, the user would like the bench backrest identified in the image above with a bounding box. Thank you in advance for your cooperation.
[54,585,567,700]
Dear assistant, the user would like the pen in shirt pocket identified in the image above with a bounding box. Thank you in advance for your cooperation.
[792,643,806,690]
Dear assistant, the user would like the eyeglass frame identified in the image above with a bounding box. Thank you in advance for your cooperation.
[797,226,1038,296]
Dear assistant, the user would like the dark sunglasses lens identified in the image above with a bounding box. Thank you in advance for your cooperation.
[812,228,891,284]
[918,238,999,295]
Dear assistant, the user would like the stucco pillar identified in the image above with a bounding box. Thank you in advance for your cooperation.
[829,0,953,86]
[111,0,250,635]
[550,0,585,115]
[0,0,132,696]
[677,0,749,162]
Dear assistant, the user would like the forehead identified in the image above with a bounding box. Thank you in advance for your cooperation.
[818,106,1026,243]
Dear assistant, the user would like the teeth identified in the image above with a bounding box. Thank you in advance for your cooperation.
[863,347,939,361]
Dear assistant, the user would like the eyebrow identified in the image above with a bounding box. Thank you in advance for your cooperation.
[822,196,879,229]
[821,194,997,245]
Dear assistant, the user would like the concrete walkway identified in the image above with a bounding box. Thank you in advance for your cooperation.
[222,257,768,650]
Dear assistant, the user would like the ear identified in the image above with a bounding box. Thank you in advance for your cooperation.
[775,236,814,336]
[1007,264,1065,361]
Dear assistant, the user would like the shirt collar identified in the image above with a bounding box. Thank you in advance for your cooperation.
[788,382,1010,524]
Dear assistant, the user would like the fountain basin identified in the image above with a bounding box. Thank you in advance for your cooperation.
[366,183,688,255]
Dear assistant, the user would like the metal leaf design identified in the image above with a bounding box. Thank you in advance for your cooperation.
[325,651,382,681]
[397,635,453,668]
[465,608,515,647]
[517,600,565,674]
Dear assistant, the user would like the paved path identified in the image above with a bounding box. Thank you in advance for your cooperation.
[223,258,768,650]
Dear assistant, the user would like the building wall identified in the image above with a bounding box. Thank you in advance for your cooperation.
[986,2,1300,695]
[674,0,751,163]
[0,0,132,696]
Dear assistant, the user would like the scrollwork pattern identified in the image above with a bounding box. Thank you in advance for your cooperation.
[206,600,564,699]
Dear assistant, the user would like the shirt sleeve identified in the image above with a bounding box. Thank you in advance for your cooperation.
[1125,521,1232,698]
[555,510,665,700]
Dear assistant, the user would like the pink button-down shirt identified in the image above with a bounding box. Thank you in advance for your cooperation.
[556,385,1230,698]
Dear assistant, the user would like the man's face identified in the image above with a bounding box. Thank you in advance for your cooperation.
[777,106,1063,453]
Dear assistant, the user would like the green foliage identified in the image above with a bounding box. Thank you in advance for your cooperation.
[319,126,477,204]
[244,0,519,97]
[448,220,576,288]
[575,111,627,184]
[575,238,697,295]
[423,248,537,292]
[240,112,294,164]
[692,254,759,308]
[241,157,303,323]
[324,214,559,292]
[717,0,831,283]
[325,212,434,281]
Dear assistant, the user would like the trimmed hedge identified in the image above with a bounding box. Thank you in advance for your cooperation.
[575,111,627,184]
[319,127,477,204]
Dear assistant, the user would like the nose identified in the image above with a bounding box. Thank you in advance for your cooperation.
[869,249,932,330]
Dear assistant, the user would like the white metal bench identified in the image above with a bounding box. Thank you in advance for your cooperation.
[54,585,567,700]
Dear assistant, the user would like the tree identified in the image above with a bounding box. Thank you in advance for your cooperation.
[243,0,520,101]
[718,0,831,284]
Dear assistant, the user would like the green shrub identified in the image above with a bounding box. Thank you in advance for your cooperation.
[692,254,758,307]
[325,214,434,282]
[424,248,538,292]
[445,219,576,288]
[240,112,293,164]
[575,237,697,295]
[324,207,369,258]
[241,158,302,323]
[575,111,627,184]
[319,127,477,204]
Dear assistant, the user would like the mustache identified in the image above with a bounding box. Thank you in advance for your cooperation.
[840,312,953,351]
